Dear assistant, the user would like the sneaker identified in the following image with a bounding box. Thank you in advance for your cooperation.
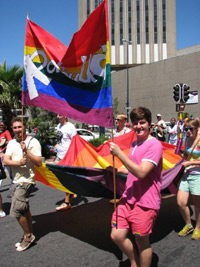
[56,202,71,211]
[192,228,200,240]
[16,234,35,252]
[15,236,25,248]
[0,211,6,218]
[178,224,194,237]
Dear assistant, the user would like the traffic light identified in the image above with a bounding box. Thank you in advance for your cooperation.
[182,84,190,103]
[173,84,180,102]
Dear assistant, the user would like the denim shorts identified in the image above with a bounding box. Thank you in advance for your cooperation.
[178,173,200,195]
[10,182,34,218]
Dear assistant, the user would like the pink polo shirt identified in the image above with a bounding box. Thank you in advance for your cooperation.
[122,137,163,210]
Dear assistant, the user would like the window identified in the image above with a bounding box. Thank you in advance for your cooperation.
[128,0,132,41]
[137,0,140,44]
[162,0,166,43]
[87,0,90,17]
[111,0,115,45]
[154,0,157,43]
[120,0,123,45]
[145,0,149,44]
[95,0,103,8]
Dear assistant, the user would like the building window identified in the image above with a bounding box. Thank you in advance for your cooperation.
[120,0,123,45]
[137,0,140,44]
[145,0,149,44]
[87,0,90,17]
[111,0,115,45]
[154,0,157,43]
[162,0,166,43]
[128,0,132,42]
[95,0,103,8]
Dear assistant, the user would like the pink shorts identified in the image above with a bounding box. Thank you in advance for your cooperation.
[111,198,159,237]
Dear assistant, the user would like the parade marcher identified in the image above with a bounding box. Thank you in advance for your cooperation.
[167,117,178,145]
[109,114,132,204]
[154,114,167,142]
[113,114,132,137]
[53,115,77,211]
[4,117,42,252]
[109,107,163,267]
[177,119,200,240]
[0,121,13,197]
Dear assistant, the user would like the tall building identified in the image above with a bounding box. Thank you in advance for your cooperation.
[78,0,176,69]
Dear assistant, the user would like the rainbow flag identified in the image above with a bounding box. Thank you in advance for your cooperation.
[22,0,113,128]
[35,132,183,198]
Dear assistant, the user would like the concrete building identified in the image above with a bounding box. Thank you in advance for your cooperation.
[79,1,199,122]
[79,0,176,67]
[111,48,200,122]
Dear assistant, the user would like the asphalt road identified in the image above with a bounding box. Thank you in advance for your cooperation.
[0,176,199,267]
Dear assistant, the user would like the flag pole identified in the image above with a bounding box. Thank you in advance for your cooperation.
[21,105,24,142]
[111,129,117,211]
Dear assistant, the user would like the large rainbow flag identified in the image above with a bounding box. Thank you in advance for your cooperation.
[35,132,183,198]
[22,0,113,128]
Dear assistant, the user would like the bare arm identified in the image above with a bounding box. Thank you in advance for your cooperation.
[109,142,155,179]
[182,159,200,168]
[21,141,42,167]
[3,154,26,167]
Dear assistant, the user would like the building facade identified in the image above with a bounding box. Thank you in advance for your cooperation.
[111,50,200,122]
[78,0,176,68]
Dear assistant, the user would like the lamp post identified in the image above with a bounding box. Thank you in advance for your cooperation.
[122,39,132,122]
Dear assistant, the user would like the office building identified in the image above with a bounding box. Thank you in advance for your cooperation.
[79,0,176,68]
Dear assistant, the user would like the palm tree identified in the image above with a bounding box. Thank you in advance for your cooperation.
[0,60,23,127]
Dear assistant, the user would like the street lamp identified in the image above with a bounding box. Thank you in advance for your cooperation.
[122,39,132,122]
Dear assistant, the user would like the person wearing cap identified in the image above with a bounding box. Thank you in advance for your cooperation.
[156,114,166,128]
[154,114,167,142]
[114,114,132,137]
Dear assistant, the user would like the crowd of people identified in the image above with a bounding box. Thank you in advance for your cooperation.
[0,109,199,266]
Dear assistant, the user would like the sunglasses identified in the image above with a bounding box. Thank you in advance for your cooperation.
[115,119,121,121]
[184,127,195,132]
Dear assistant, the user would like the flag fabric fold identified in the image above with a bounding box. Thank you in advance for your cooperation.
[35,132,183,198]
[22,0,113,127]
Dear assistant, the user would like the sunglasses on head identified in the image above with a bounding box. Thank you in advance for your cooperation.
[184,127,195,132]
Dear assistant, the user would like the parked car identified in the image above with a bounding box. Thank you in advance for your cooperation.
[76,129,99,141]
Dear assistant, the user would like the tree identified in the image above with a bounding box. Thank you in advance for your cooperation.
[0,60,23,127]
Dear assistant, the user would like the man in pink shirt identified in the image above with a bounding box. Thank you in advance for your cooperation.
[109,107,163,267]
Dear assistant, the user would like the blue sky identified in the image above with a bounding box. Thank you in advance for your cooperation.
[1,0,200,67]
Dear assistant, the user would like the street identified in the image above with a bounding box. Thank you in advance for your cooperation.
[0,176,199,267]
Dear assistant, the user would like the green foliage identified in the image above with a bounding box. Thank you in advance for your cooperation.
[177,112,190,119]
[0,60,23,127]
[89,135,109,147]
[35,120,57,158]
[26,106,58,158]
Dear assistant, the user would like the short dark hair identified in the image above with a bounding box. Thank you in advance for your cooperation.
[130,107,152,125]
[11,117,27,127]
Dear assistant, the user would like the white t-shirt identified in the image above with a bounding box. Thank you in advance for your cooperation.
[56,122,77,159]
[167,124,178,145]
[113,127,132,137]
[5,137,42,184]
